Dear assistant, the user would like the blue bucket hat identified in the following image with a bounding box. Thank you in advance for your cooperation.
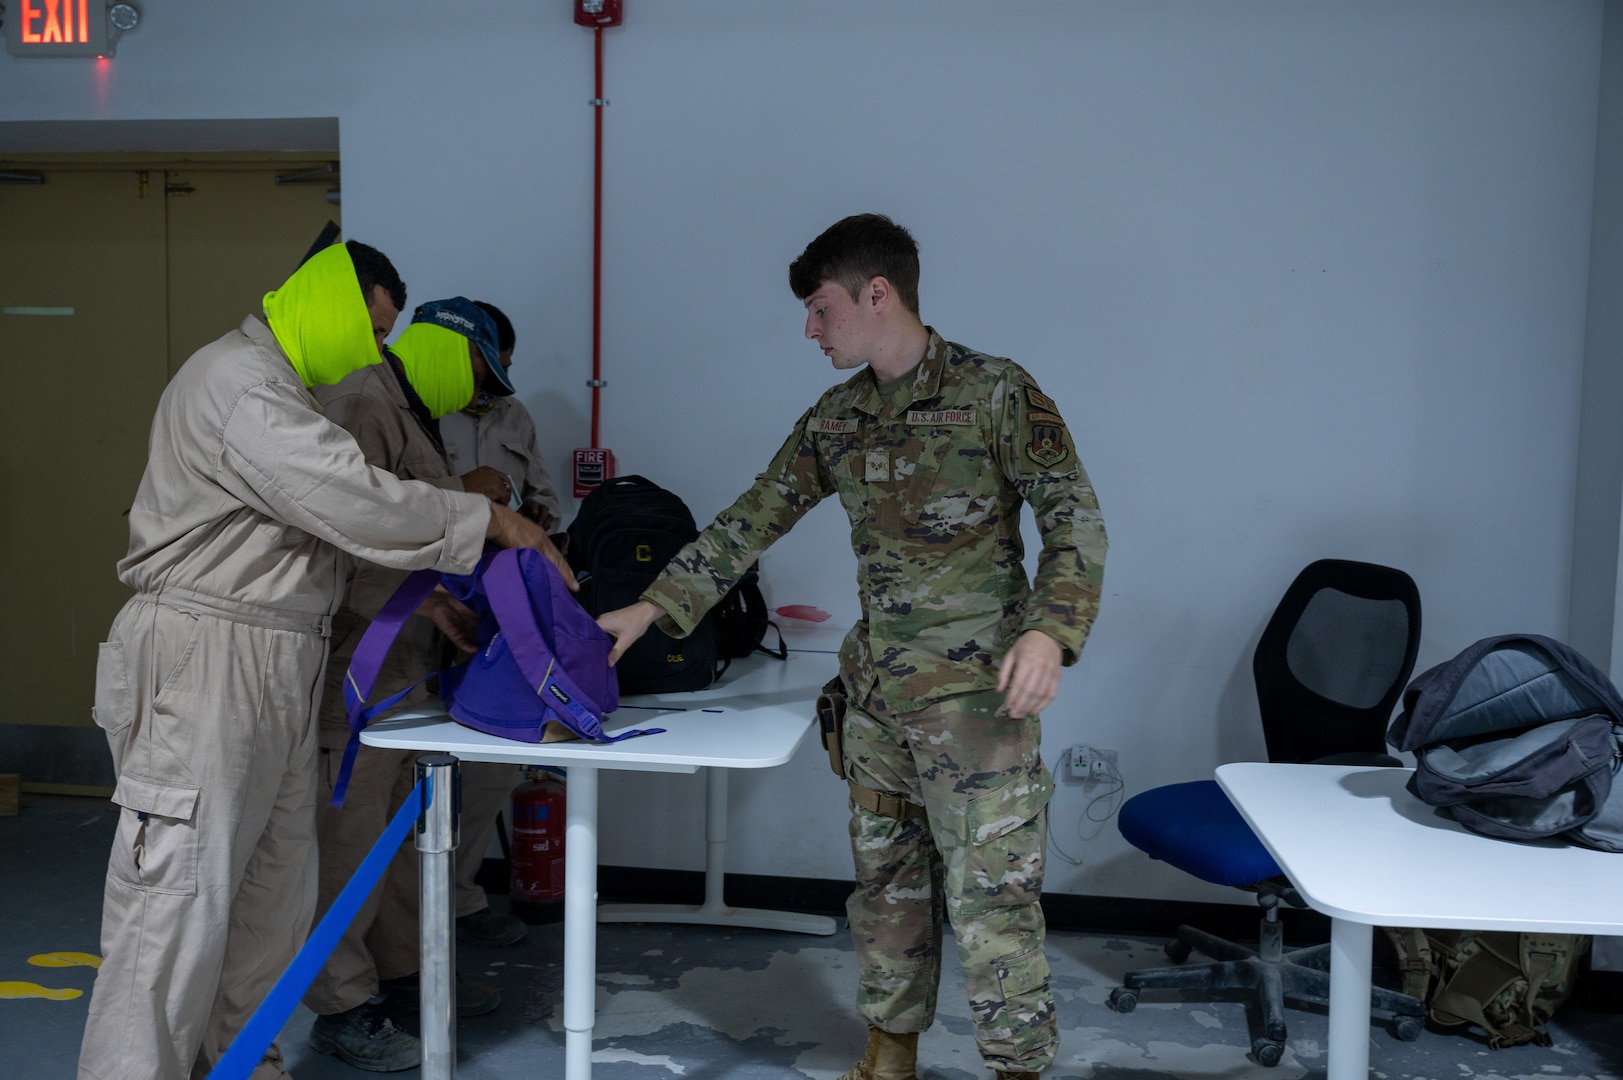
[411,296,516,396]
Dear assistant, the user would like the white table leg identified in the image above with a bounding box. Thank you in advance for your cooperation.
[1327,918,1373,1080]
[564,765,599,1080]
[417,755,459,1080]
[596,767,836,935]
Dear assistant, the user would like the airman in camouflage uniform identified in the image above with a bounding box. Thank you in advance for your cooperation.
[597,214,1106,1080]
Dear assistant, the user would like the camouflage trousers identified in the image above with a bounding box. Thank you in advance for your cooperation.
[844,687,1057,1072]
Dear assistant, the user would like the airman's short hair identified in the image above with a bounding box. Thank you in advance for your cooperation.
[789,213,920,316]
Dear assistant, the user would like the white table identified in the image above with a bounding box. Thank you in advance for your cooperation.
[362,646,839,1080]
[1216,762,1623,1080]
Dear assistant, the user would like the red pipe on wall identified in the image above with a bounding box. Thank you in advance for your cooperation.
[590,25,605,449]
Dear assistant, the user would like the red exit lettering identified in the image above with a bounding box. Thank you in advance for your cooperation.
[20,0,90,44]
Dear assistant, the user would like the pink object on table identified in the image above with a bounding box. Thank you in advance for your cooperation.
[775,604,831,623]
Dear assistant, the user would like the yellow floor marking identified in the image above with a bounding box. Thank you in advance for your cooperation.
[0,981,82,1001]
[28,952,102,969]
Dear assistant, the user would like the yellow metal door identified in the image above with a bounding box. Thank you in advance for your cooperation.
[164,167,339,377]
[0,168,168,733]
[0,158,338,790]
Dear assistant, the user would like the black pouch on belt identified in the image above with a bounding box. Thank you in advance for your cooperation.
[815,675,847,779]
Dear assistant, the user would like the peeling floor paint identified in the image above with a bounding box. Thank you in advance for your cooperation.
[7,796,1623,1080]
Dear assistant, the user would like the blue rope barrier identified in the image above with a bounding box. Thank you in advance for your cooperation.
[207,773,433,1080]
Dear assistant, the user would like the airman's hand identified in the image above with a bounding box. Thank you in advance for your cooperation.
[597,600,661,665]
[996,630,1063,719]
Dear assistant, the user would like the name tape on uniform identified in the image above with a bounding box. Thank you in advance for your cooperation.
[808,417,857,434]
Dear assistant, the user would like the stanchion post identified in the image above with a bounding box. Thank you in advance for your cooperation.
[417,753,460,1080]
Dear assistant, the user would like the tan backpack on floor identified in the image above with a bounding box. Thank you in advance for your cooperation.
[1383,928,1590,1048]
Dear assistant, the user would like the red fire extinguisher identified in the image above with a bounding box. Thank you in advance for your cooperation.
[510,768,566,924]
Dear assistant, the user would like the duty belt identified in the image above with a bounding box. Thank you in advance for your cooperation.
[139,586,333,637]
[848,781,926,820]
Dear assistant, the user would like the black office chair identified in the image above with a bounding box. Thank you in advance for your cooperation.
[1107,559,1427,1065]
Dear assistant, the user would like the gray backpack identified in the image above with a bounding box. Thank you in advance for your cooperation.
[1386,634,1623,851]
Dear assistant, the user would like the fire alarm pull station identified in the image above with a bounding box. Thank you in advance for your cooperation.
[574,0,622,28]
[573,448,615,498]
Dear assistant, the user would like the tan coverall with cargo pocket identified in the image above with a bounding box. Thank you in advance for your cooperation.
[78,315,492,1080]
[303,357,520,1016]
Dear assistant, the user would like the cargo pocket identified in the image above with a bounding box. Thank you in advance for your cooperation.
[500,437,536,471]
[93,642,134,738]
[109,775,200,896]
[962,768,1053,911]
[993,945,1057,1057]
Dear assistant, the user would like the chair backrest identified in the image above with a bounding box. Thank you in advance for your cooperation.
[1253,559,1421,764]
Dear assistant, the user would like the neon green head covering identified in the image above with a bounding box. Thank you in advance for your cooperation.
[261,243,382,387]
[389,323,476,419]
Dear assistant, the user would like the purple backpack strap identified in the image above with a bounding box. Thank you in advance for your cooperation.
[332,567,443,807]
[481,548,663,743]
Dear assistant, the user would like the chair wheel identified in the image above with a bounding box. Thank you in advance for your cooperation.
[1393,1017,1423,1042]
[1164,939,1191,964]
[1251,1038,1285,1067]
[1107,987,1138,1013]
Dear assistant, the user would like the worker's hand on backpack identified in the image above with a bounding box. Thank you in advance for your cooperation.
[597,600,661,665]
[487,504,579,592]
[421,587,481,652]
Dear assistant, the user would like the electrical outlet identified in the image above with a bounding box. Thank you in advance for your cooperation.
[1068,744,1092,780]
[1068,744,1116,782]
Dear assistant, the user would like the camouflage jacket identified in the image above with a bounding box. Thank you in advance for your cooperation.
[642,330,1107,713]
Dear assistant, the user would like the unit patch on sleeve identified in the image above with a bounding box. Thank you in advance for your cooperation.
[1025,424,1071,468]
[1022,385,1071,467]
[906,409,975,426]
[807,416,857,435]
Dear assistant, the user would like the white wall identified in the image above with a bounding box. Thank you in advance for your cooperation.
[1574,0,1623,681]
[1,0,1606,903]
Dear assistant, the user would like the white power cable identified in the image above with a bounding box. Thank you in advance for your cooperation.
[1047,746,1126,867]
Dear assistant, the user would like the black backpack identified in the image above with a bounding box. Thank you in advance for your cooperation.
[566,475,783,695]
[1386,634,1623,852]
[713,562,787,664]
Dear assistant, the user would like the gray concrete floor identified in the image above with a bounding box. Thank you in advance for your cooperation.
[6,794,1623,1080]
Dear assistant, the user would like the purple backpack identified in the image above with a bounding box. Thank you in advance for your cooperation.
[333,546,660,805]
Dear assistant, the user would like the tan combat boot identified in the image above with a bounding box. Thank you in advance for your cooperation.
[837,1027,919,1080]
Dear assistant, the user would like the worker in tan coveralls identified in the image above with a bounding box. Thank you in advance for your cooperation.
[440,300,563,530]
[303,297,546,1071]
[597,214,1107,1080]
[435,299,560,953]
[78,243,569,1080]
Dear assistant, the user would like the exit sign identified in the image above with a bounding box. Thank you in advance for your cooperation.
[5,0,110,58]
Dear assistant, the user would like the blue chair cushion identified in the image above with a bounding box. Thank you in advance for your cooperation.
[1118,779,1284,888]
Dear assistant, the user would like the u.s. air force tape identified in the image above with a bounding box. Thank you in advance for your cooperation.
[906,409,973,425]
